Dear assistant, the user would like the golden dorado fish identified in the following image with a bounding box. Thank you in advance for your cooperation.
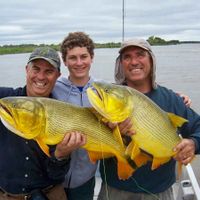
[87,82,188,170]
[0,96,134,179]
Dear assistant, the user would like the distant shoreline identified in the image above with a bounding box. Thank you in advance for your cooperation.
[0,40,200,55]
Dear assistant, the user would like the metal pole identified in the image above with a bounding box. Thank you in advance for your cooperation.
[122,0,125,41]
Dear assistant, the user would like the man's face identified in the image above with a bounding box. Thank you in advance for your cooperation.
[121,46,152,87]
[26,59,60,97]
[64,47,93,83]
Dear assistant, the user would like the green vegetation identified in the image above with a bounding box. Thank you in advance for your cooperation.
[147,36,180,45]
[0,36,199,55]
[95,42,121,48]
[0,44,59,55]
[0,42,121,55]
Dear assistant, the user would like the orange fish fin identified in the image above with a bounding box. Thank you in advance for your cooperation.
[117,160,135,180]
[167,113,188,128]
[126,141,152,167]
[151,157,171,170]
[36,138,50,157]
[125,141,140,160]
[87,151,113,163]
[177,161,183,179]
[113,126,124,147]
[134,151,152,167]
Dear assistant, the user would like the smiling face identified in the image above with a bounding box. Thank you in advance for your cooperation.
[26,59,60,97]
[121,46,152,92]
[64,46,93,86]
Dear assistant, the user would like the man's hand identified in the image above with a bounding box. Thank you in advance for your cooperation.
[173,138,195,165]
[106,118,135,136]
[54,131,86,160]
[176,92,192,107]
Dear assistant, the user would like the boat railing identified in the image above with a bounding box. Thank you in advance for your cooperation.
[176,164,200,200]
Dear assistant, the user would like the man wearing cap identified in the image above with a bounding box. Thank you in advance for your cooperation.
[0,47,86,200]
[98,39,200,200]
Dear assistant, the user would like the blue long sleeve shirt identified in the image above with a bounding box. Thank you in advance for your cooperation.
[100,85,200,194]
[0,86,70,194]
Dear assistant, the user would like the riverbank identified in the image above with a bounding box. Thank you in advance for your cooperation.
[1,36,199,55]
[0,43,121,55]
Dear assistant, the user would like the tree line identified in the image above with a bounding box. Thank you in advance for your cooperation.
[0,36,199,55]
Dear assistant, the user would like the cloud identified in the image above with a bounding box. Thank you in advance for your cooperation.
[0,0,199,45]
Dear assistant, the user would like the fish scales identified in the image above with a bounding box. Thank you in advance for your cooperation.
[36,98,124,149]
[130,92,180,156]
[0,96,140,179]
[87,82,187,169]
[0,97,128,163]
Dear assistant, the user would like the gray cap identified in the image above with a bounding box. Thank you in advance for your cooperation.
[28,47,61,71]
[115,39,157,89]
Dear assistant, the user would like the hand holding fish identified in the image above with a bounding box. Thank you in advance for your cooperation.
[173,138,196,165]
[106,118,136,136]
[54,131,86,160]
[118,118,136,136]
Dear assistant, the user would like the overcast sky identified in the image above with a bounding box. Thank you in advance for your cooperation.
[0,0,199,45]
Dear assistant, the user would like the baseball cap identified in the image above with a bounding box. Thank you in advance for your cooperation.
[28,47,61,71]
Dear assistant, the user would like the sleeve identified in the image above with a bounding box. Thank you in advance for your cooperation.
[44,145,71,182]
[0,87,16,98]
[180,108,200,154]
[0,87,25,98]
[170,92,200,154]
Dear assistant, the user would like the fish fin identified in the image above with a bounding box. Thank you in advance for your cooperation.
[117,160,135,180]
[177,161,183,179]
[176,156,195,179]
[134,151,152,167]
[126,141,152,167]
[113,126,124,147]
[87,151,113,163]
[125,141,140,160]
[36,138,50,157]
[151,157,171,170]
[167,113,188,128]
[89,107,109,123]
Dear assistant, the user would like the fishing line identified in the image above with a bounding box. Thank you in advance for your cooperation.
[97,121,159,200]
[111,146,160,200]
[129,176,160,200]
[98,120,110,200]
[101,156,110,200]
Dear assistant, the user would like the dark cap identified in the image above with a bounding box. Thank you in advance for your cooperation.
[28,47,61,71]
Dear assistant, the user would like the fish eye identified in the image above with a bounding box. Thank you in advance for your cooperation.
[12,103,17,108]
[104,89,109,93]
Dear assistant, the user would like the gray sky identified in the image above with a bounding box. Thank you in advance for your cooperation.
[0,0,199,45]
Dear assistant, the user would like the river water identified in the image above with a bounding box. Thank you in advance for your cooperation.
[1,44,200,194]
[0,44,200,112]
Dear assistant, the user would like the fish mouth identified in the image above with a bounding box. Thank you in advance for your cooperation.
[87,82,130,123]
[87,86,111,120]
[0,103,13,118]
[0,101,37,139]
[0,102,16,125]
[0,102,19,135]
